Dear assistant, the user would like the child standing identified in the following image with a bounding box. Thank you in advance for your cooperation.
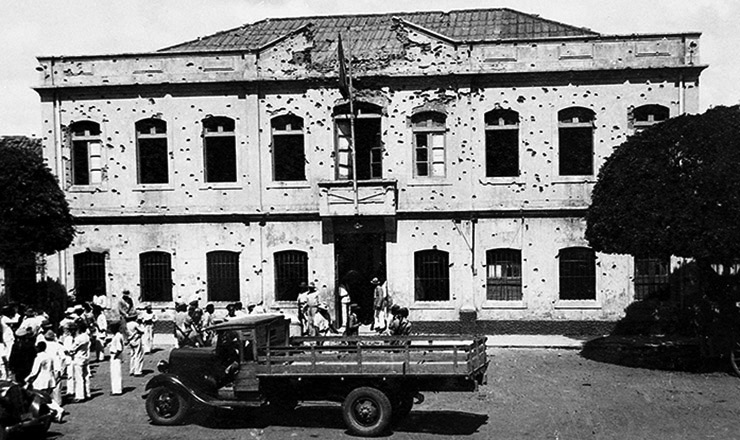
[109,323,123,395]
[141,305,156,354]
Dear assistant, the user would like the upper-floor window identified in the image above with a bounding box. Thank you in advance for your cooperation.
[207,251,240,302]
[69,121,102,186]
[203,117,237,183]
[73,251,106,303]
[558,107,595,176]
[412,111,446,178]
[140,251,173,302]
[334,102,382,180]
[485,109,520,177]
[136,118,168,184]
[414,249,450,301]
[486,248,522,301]
[634,256,670,301]
[559,247,596,300]
[632,104,670,132]
[271,115,306,181]
[274,250,308,302]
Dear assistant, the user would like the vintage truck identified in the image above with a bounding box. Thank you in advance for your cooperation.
[145,314,488,436]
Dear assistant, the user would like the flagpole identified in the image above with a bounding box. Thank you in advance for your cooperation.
[345,33,359,215]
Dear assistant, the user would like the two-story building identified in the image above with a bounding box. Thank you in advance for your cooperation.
[35,8,705,333]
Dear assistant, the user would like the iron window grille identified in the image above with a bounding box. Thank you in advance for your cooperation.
[559,247,596,300]
[207,251,240,302]
[486,248,522,301]
[73,251,106,302]
[414,249,450,301]
[274,250,308,302]
[634,256,670,300]
[140,251,173,302]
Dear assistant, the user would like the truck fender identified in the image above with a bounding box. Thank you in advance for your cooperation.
[144,374,212,407]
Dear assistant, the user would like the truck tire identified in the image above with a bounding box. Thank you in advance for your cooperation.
[342,387,392,437]
[146,386,191,425]
[730,340,740,377]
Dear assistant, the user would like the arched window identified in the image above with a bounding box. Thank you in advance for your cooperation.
[136,118,168,184]
[414,249,449,301]
[203,116,236,183]
[558,107,595,176]
[412,111,446,178]
[486,248,522,300]
[274,250,308,301]
[559,247,596,300]
[207,251,240,302]
[271,115,306,181]
[632,104,670,131]
[140,251,172,302]
[73,251,106,302]
[485,109,520,177]
[69,121,102,186]
[334,102,382,180]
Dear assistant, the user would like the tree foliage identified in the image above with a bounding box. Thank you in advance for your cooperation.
[0,137,75,265]
[586,105,740,263]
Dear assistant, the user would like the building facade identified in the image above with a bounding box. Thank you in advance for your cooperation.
[35,9,705,332]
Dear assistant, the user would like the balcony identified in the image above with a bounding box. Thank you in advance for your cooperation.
[318,179,397,217]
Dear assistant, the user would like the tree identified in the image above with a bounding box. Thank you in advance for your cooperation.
[0,136,75,267]
[586,105,740,268]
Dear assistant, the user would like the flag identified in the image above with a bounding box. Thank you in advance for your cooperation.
[337,33,350,99]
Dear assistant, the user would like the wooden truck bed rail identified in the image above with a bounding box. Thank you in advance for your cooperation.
[255,335,488,377]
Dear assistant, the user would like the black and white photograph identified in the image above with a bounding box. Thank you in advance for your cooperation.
[0,1,739,438]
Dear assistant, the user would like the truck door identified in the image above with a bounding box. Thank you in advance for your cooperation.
[234,330,258,392]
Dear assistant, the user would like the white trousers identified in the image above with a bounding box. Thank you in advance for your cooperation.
[110,358,122,394]
[72,361,89,401]
[129,343,143,375]
[143,325,154,354]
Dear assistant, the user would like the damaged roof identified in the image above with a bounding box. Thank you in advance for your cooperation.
[159,8,599,61]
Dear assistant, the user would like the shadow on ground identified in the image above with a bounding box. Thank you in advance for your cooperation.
[580,299,728,373]
[194,404,487,436]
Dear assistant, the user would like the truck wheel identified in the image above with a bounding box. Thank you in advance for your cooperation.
[392,394,414,423]
[730,340,740,377]
[146,386,191,425]
[342,387,392,437]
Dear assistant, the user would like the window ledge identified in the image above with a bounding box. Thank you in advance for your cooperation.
[554,300,601,310]
[68,185,106,193]
[407,181,453,187]
[478,178,524,187]
[551,178,596,185]
[199,183,242,191]
[266,182,311,190]
[132,185,175,192]
[482,300,527,309]
[411,301,456,310]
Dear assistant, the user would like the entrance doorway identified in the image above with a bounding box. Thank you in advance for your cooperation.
[334,231,386,325]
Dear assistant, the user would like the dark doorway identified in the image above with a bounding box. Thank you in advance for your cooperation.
[335,231,386,324]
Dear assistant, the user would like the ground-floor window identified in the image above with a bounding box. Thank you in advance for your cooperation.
[207,251,240,302]
[486,248,522,301]
[73,251,106,302]
[414,249,450,301]
[274,250,307,301]
[140,251,173,302]
[559,247,596,300]
[634,256,670,300]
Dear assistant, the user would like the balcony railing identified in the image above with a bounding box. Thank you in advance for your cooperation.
[318,179,397,217]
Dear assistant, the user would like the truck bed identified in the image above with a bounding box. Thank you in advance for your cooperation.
[255,335,488,378]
